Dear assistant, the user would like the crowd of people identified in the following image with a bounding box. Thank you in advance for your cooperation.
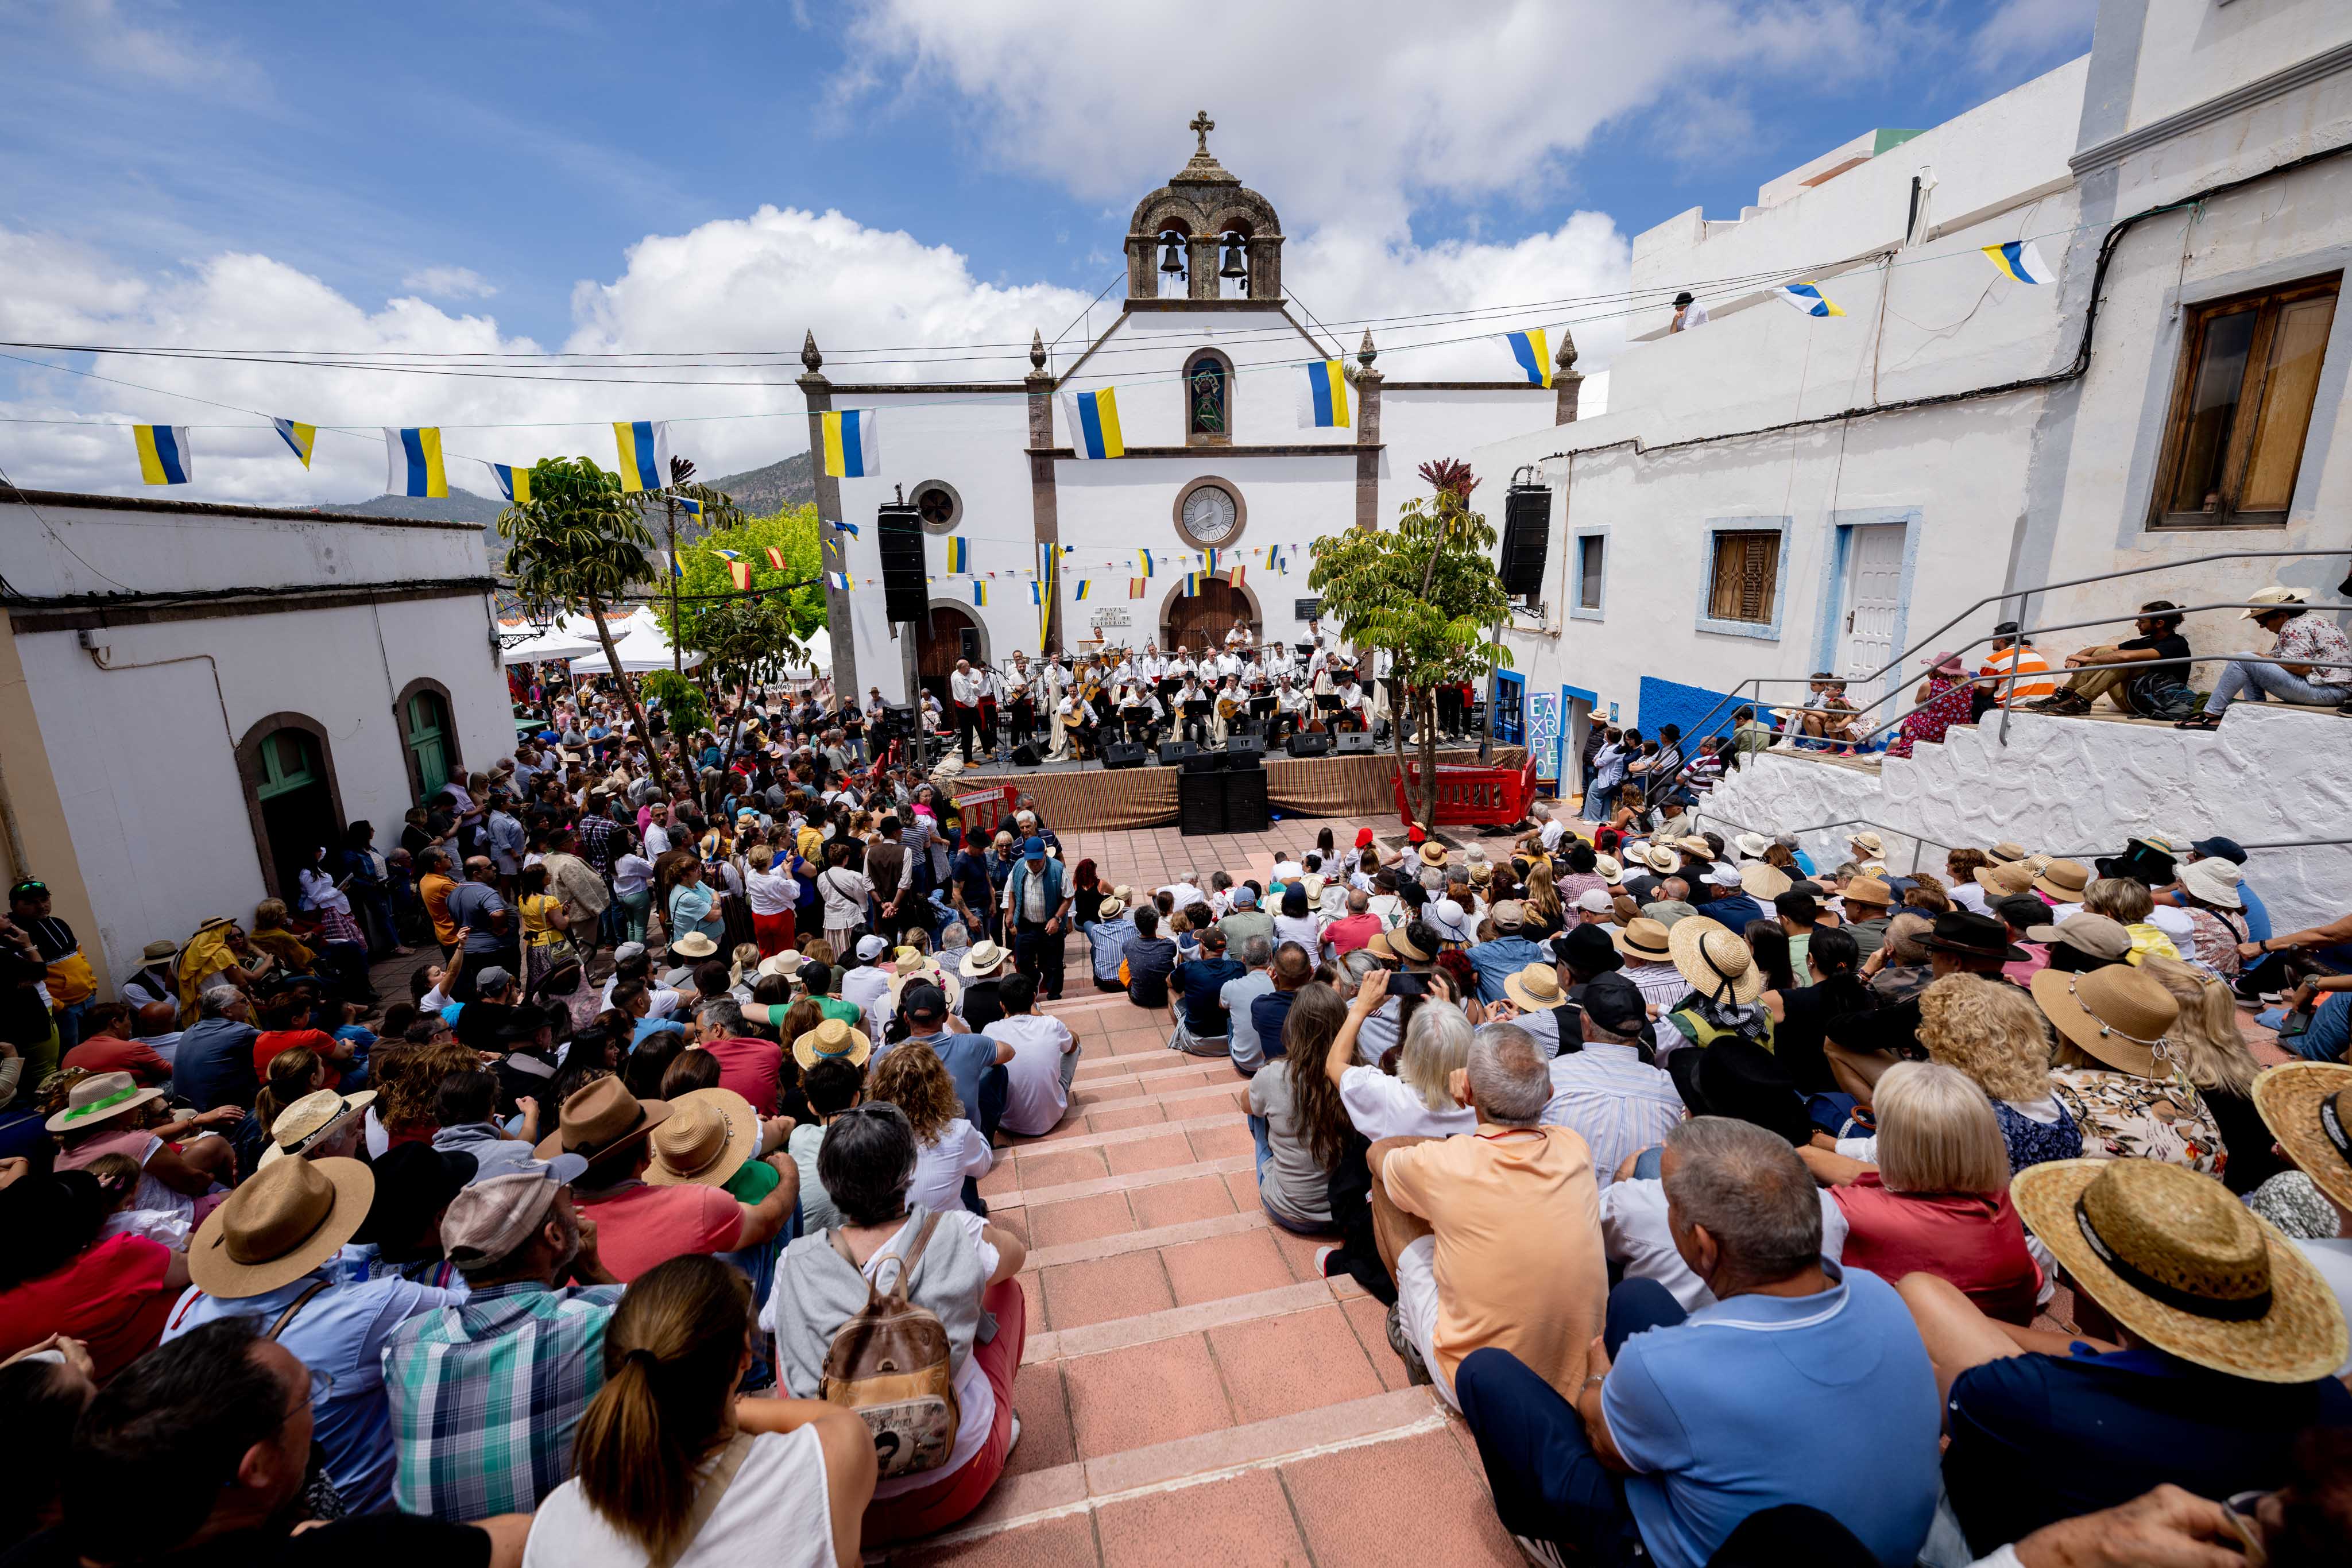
[2,654,2350,1568]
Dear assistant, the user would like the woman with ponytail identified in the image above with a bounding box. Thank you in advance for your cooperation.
[1760,923,1878,1094]
[526,1253,875,1567]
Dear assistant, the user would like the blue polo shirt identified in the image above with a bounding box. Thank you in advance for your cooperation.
[1465,934,1546,1004]
[1602,1265,1939,1568]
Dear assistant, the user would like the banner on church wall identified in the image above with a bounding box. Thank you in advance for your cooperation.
[1089,608,1132,629]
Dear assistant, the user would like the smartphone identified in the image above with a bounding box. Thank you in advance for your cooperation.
[1388,972,1430,997]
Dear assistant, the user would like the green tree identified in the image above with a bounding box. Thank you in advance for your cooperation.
[497,455,657,744]
[664,503,827,713]
[1307,458,1512,833]
[641,669,710,736]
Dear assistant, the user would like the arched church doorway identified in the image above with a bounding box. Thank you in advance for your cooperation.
[237,715,346,902]
[1162,578,1258,657]
[916,601,989,706]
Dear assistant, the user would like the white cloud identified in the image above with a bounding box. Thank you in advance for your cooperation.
[1971,0,2098,73]
[36,0,266,92]
[400,266,499,300]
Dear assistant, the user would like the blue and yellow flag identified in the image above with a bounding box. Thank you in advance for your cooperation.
[1137,548,1154,576]
[1074,579,1092,601]
[1982,241,2052,285]
[1774,282,1846,318]
[613,420,671,492]
[1059,388,1124,459]
[270,417,315,468]
[821,409,879,478]
[132,424,192,485]
[945,537,970,574]
[826,570,852,590]
[384,427,447,498]
[1498,328,1552,388]
[972,580,989,607]
[1297,359,1350,428]
[485,460,532,505]
[675,495,703,518]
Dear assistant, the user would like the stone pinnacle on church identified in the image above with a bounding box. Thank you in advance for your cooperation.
[1030,329,1047,370]
[1554,328,1578,373]
[1358,329,1377,367]
[800,330,822,373]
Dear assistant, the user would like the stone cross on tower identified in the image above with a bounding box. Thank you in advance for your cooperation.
[1189,110,1214,154]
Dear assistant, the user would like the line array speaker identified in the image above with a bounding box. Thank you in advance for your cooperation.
[1498,482,1552,599]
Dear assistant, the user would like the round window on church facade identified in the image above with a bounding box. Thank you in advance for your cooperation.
[1174,477,1244,548]
[911,481,963,533]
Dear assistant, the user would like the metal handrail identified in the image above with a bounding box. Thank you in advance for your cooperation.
[1685,803,2352,879]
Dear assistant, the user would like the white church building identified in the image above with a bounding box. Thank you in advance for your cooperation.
[801,116,1576,703]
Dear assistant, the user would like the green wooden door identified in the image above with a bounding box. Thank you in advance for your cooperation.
[405,691,452,799]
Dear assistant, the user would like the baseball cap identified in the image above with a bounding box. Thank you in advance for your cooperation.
[2190,835,2247,864]
[440,1169,570,1270]
[1233,887,1258,908]
[1574,888,1615,915]
[475,966,513,993]
[900,981,947,1021]
[855,934,889,961]
[1581,973,1648,1037]
[1023,835,1047,859]
[612,941,648,966]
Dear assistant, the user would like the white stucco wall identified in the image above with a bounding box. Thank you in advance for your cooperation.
[1692,705,2352,931]
[2118,0,2352,136]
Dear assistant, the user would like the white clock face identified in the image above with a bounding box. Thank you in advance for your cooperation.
[1182,484,1239,544]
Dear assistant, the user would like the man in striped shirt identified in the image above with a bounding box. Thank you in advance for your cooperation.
[1974,621,2054,718]
[1541,974,1685,1188]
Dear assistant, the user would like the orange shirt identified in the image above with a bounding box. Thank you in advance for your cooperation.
[1978,644,2054,700]
[421,872,459,947]
[1381,1124,1606,1394]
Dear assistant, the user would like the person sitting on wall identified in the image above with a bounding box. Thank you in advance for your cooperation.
[2027,601,2192,717]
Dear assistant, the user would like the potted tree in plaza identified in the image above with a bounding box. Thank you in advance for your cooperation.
[1307,458,1512,834]
[497,455,658,743]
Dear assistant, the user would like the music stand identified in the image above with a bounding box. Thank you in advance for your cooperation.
[1183,698,1212,745]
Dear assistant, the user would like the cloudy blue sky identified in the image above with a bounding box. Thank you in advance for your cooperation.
[0,0,2096,501]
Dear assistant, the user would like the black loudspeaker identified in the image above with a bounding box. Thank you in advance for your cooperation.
[1225,735,1265,769]
[1286,733,1334,758]
[1224,769,1270,833]
[1182,750,1227,773]
[1178,772,1226,836]
[1101,741,1148,771]
[1336,730,1378,754]
[1498,482,1552,599]
[876,500,927,624]
[1155,740,1198,768]
[1009,743,1042,767]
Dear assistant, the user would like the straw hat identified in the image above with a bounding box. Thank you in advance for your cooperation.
[2179,858,2245,910]
[1987,841,2030,865]
[1675,835,1713,859]
[189,1155,375,1299]
[1612,917,1673,965]
[1839,876,1894,908]
[671,932,721,961]
[757,951,805,981]
[1849,831,1885,857]
[139,939,180,964]
[647,1087,761,1188]
[2033,858,2091,900]
[1304,873,1330,897]
[1668,915,1765,1004]
[960,939,1013,977]
[1417,841,1449,868]
[1503,963,1569,1013]
[256,1088,381,1169]
[1429,899,1476,944]
[794,1016,873,1072]
[1375,924,1432,963]
[2242,584,2307,620]
[1739,862,1792,901]
[2252,1062,2352,1215]
[44,1070,164,1134]
[2029,963,2181,1077]
[1642,845,1680,875]
[533,1078,672,1162]
[1593,854,1624,885]
[1095,896,1127,920]
[1733,833,1771,861]
[1974,862,2037,898]
[2011,1159,2346,1384]
[1465,862,1491,886]
[2026,912,2133,962]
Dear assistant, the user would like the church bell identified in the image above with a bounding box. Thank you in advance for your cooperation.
[1218,233,1248,280]
[1159,233,1186,277]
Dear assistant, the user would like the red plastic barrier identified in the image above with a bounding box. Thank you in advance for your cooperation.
[1394,753,1539,830]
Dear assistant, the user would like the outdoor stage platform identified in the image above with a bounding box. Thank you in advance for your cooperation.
[940,744,1526,833]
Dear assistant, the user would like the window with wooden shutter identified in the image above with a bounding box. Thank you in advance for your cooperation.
[1707,530,1781,623]
[2151,274,2338,528]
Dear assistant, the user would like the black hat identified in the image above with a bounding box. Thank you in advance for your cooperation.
[1668,1039,1813,1146]
[900,981,948,1022]
[1553,924,1623,976]
[495,1002,554,1043]
[1919,908,2025,962]
[1674,291,1695,307]
[1580,974,1648,1039]
[2191,835,2247,864]
[354,1144,477,1246]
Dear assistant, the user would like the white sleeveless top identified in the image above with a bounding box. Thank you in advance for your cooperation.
[523,1424,833,1568]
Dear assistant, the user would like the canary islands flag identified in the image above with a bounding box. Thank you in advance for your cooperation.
[729,559,753,591]
[946,537,970,574]
[1074,579,1092,601]
[1061,388,1124,459]
[271,418,316,469]
[132,425,192,485]
[820,410,879,478]
[826,570,852,590]
[1498,328,1552,388]
[1298,359,1350,428]
[1137,548,1154,576]
[611,421,671,493]
[1982,241,2052,285]
[1774,282,1846,318]
[972,580,989,607]
[385,428,447,498]
[485,460,532,505]
[676,495,703,518]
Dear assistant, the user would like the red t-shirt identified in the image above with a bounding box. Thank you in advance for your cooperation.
[700,1036,785,1116]
[1323,913,1384,957]
[253,1028,339,1080]
[0,1233,174,1381]
[575,1182,742,1282]
[61,1036,173,1085]
[1831,1172,2040,1325]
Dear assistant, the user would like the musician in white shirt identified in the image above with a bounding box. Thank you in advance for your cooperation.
[1051,691,1095,759]
[1116,682,1164,745]
[1171,676,1211,744]
[1268,675,1311,744]
[1336,677,1372,732]
[950,659,985,762]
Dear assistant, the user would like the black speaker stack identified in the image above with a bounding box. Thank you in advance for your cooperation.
[1101,741,1148,771]
[1336,730,1377,754]
[1225,735,1264,769]
[1286,732,1334,758]
[1499,481,1552,600]
[1176,766,1271,835]
[876,499,927,624]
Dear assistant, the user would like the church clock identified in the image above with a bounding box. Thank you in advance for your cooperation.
[1175,478,1244,547]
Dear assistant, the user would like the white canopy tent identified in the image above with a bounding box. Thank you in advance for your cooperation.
[568,609,703,674]
[499,614,605,666]
[773,627,831,677]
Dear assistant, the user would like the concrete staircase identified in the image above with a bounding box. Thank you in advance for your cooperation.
[884,991,1522,1566]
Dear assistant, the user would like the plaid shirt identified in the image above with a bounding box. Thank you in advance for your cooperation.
[574,811,617,874]
[382,1279,624,1519]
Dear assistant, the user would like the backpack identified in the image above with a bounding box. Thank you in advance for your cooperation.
[820,1212,960,1480]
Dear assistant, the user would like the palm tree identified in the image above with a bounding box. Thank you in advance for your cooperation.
[498,456,657,743]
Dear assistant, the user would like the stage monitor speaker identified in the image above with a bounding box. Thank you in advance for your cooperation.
[1178,771,1227,836]
[1224,768,1270,834]
[1225,735,1265,770]
[1286,733,1334,759]
[1009,743,1042,767]
[876,500,927,624]
[1155,740,1198,768]
[1336,730,1378,754]
[1182,750,1227,774]
[1498,482,1552,599]
[1101,741,1148,771]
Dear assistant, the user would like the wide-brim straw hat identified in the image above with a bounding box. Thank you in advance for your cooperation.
[1642,846,1680,874]
[1740,862,1792,900]
[1667,915,1765,1004]
[1974,862,2038,898]
[256,1089,381,1168]
[1612,916,1674,965]
[671,932,720,961]
[534,1078,673,1162]
[2179,858,2245,910]
[2011,1159,2346,1384]
[757,951,806,981]
[2033,858,2091,900]
[1372,925,1432,963]
[1675,835,1713,858]
[45,1070,165,1134]
[1734,833,1771,860]
[1849,831,1885,857]
[647,1087,761,1188]
[1839,876,1895,909]
[1417,842,1449,868]
[1987,841,2030,865]
[1503,963,1569,1013]
[1095,897,1127,920]
[2030,963,2180,1078]
[960,939,1012,977]
[888,960,961,1008]
[794,1016,873,1072]
[189,1155,375,1299]
[1593,855,1624,885]
[2253,1062,2352,1215]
